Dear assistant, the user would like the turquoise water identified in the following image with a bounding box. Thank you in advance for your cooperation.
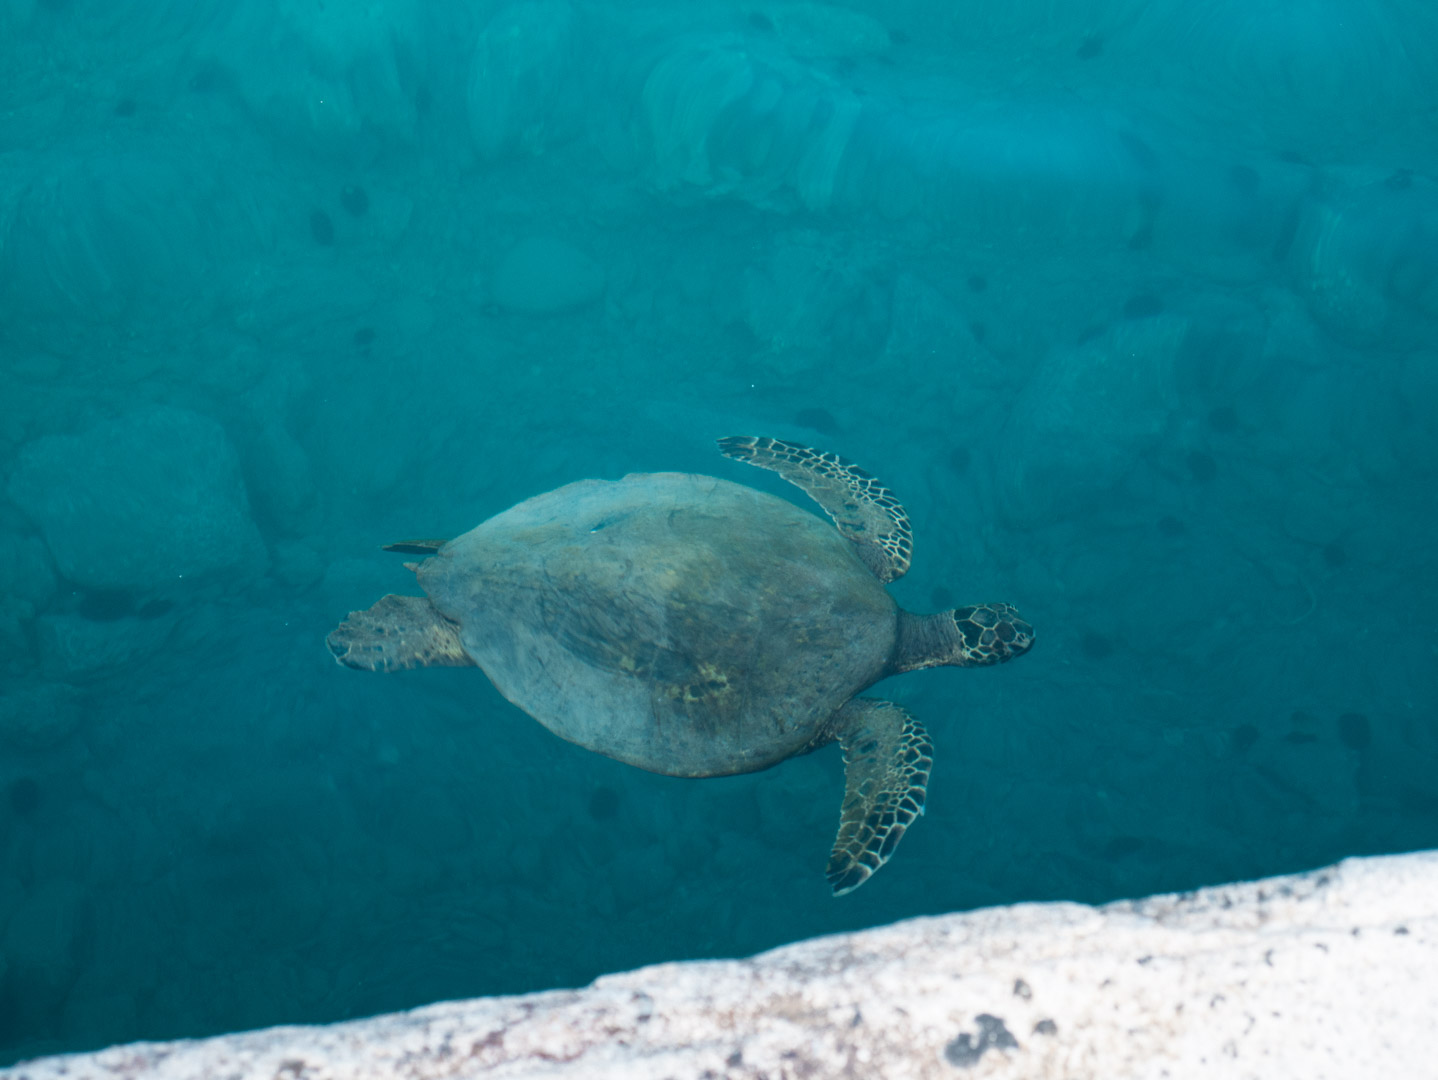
[2,0,1436,1064]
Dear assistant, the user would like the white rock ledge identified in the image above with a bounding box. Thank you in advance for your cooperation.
[10,852,1436,1080]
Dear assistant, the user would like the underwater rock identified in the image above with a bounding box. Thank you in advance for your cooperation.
[997,316,1186,528]
[6,407,265,593]
[269,540,325,590]
[0,147,235,350]
[238,422,319,537]
[634,30,864,212]
[1286,197,1394,344]
[467,1,581,161]
[883,272,1008,398]
[35,612,176,682]
[200,0,423,159]
[18,851,1436,1079]
[1124,2,1438,156]
[490,236,606,314]
[741,232,885,366]
[1283,181,1438,345]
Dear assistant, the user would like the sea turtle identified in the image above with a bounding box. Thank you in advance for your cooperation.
[328,436,1033,894]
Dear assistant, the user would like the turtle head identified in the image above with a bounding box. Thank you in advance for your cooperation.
[893,603,1034,673]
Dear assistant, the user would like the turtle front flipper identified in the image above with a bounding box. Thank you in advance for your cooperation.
[825,698,933,896]
[718,435,913,583]
[327,594,475,672]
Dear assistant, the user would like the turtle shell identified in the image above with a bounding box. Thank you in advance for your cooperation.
[419,472,897,777]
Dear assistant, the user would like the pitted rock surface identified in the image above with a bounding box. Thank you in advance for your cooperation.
[7,852,1436,1080]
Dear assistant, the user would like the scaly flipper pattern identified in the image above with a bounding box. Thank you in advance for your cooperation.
[825,698,932,896]
[718,435,913,583]
[327,594,474,672]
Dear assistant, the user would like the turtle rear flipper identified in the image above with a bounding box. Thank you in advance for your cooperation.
[327,594,474,672]
[718,435,912,583]
[825,698,932,896]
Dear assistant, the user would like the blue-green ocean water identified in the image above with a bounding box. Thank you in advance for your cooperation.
[1,0,1436,1064]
